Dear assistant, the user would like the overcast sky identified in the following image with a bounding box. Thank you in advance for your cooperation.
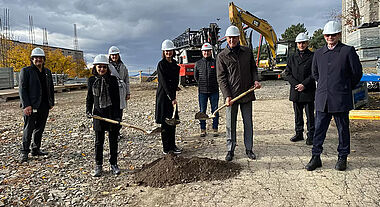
[1,0,341,74]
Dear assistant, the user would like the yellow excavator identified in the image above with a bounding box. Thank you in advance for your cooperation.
[229,2,296,79]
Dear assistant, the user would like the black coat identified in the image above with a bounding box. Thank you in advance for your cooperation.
[312,42,363,113]
[216,46,259,103]
[155,58,180,124]
[86,74,121,131]
[19,64,55,109]
[194,57,219,94]
[284,49,315,102]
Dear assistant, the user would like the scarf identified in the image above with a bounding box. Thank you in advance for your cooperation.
[92,76,112,109]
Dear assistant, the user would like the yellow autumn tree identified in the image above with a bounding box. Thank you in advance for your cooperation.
[5,42,32,72]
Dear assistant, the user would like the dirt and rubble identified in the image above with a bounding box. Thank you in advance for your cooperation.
[0,80,379,206]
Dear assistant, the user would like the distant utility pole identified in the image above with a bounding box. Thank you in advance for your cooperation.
[1,8,10,67]
[73,24,79,51]
[43,28,48,46]
[28,15,35,44]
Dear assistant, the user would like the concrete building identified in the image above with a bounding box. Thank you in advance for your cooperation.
[342,0,380,70]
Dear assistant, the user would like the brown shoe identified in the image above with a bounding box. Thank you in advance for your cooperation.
[213,129,219,137]
[200,129,206,137]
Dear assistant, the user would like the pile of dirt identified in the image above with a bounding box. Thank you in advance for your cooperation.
[134,154,242,188]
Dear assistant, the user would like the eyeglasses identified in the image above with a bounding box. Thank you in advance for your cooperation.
[324,34,337,37]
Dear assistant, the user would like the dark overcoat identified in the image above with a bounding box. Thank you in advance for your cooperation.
[86,74,121,131]
[19,64,55,109]
[284,49,316,102]
[216,46,259,103]
[155,58,180,124]
[312,42,363,113]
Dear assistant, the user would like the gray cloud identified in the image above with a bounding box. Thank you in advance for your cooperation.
[1,0,340,73]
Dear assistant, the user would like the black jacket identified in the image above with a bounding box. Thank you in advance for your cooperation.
[19,64,54,109]
[312,42,363,112]
[155,58,180,124]
[284,49,315,102]
[86,75,121,131]
[194,57,219,94]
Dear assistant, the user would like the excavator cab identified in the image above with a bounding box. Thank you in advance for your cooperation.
[275,41,296,69]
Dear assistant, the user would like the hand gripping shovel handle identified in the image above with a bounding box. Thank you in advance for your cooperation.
[91,115,150,134]
[210,87,257,118]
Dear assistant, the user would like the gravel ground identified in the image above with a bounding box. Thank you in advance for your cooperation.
[0,80,379,206]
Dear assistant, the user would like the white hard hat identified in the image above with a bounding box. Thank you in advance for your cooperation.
[201,43,213,51]
[323,21,342,34]
[108,46,120,55]
[295,32,309,42]
[225,25,240,37]
[93,54,109,65]
[161,39,175,50]
[31,47,45,57]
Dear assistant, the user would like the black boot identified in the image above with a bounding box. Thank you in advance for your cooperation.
[225,151,234,162]
[20,153,28,163]
[246,150,256,160]
[335,156,347,171]
[290,133,304,142]
[305,155,322,171]
[93,165,102,177]
[31,149,48,156]
[110,164,121,175]
[306,132,313,145]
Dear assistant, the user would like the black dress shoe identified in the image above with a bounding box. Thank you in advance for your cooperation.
[306,138,313,145]
[305,155,322,171]
[110,164,121,175]
[93,165,102,177]
[290,134,304,142]
[335,156,347,171]
[31,150,48,156]
[20,153,28,163]
[246,150,256,160]
[225,151,234,161]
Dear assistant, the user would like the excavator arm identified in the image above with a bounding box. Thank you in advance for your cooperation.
[229,2,278,60]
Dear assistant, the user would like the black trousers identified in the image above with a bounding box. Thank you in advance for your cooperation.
[95,130,118,165]
[21,107,49,154]
[312,111,350,156]
[161,122,176,152]
[293,101,315,138]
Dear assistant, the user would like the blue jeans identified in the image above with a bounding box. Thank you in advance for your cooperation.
[198,92,219,130]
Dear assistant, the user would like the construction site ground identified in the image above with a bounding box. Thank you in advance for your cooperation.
[0,80,379,206]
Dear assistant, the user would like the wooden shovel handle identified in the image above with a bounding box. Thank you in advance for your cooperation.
[211,87,256,117]
[171,103,177,118]
[92,115,148,134]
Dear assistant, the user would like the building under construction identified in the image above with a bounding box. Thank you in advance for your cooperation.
[342,0,380,70]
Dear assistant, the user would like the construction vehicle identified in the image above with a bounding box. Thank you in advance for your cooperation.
[172,23,221,86]
[229,2,296,79]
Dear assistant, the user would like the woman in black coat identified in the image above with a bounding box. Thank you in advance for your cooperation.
[155,40,181,154]
[86,54,121,177]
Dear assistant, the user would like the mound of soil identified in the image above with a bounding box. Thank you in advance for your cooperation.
[134,154,242,188]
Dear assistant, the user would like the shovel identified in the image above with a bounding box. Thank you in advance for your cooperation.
[195,87,257,120]
[91,115,161,135]
[165,103,180,126]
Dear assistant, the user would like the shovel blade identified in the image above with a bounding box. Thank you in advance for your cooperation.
[195,112,210,120]
[165,118,181,126]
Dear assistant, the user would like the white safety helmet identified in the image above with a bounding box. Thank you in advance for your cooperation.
[323,21,342,35]
[225,25,240,37]
[31,47,45,57]
[108,46,120,55]
[161,39,175,51]
[93,54,109,65]
[201,43,213,51]
[295,32,309,42]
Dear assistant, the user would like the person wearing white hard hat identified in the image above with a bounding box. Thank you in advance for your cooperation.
[284,32,315,145]
[155,39,181,154]
[108,46,130,140]
[305,21,363,171]
[194,43,219,137]
[216,25,261,161]
[19,47,55,163]
[86,54,122,177]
